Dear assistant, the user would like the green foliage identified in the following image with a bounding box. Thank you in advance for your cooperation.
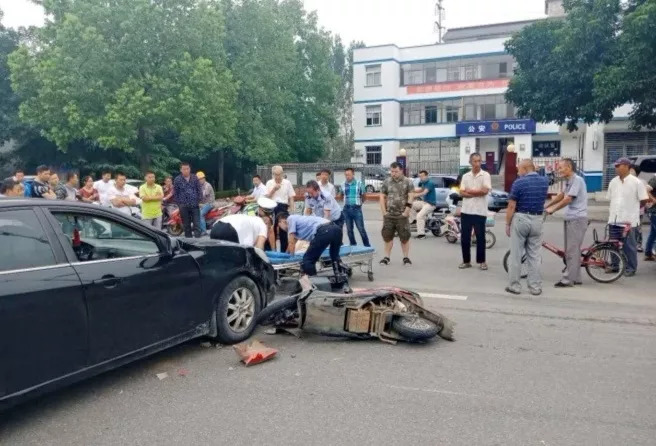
[506,0,655,131]
[9,0,238,172]
[3,0,344,184]
[0,8,21,143]
[223,0,340,164]
[324,40,365,162]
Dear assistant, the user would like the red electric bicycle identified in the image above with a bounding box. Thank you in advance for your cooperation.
[502,221,631,284]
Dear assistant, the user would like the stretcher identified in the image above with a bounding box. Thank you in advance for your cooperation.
[266,245,375,281]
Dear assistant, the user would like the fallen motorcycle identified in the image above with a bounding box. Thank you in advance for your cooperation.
[257,277,455,344]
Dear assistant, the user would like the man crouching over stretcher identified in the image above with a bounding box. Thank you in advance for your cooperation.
[276,212,342,276]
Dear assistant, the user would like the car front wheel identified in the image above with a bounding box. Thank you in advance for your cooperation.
[214,276,261,344]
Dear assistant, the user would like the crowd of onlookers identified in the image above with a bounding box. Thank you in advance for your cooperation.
[4,158,655,287]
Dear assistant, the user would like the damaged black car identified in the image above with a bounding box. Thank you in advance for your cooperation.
[0,200,275,410]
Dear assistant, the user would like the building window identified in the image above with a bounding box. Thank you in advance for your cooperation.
[445,106,459,123]
[366,146,382,165]
[499,62,508,78]
[400,57,515,86]
[366,64,381,87]
[366,105,382,126]
[425,105,438,124]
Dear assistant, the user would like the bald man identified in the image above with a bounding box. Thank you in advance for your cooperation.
[505,160,549,296]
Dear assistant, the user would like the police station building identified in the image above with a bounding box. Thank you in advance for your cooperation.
[351,0,656,192]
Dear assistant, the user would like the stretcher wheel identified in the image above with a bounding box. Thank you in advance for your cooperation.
[367,271,374,281]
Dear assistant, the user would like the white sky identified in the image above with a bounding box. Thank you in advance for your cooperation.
[1,0,546,47]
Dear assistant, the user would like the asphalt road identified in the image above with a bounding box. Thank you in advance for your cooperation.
[2,206,655,445]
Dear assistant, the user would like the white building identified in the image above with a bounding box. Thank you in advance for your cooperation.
[351,0,655,192]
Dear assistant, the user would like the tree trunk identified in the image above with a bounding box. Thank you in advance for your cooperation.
[217,149,224,191]
[137,127,150,174]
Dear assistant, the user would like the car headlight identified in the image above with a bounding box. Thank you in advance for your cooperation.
[254,247,270,263]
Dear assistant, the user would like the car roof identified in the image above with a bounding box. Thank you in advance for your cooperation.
[0,198,107,211]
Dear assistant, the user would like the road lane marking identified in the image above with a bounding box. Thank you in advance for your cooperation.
[420,292,468,301]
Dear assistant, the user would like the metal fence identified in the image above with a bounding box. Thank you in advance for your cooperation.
[533,157,581,195]
[255,162,389,187]
[603,132,656,189]
[405,140,460,176]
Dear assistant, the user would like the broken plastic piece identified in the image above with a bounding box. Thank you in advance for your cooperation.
[156,372,168,380]
[233,340,278,366]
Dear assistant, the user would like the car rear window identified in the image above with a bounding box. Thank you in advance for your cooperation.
[0,209,56,272]
[640,158,656,173]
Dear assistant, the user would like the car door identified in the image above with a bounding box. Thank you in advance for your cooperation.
[46,208,203,365]
[0,207,88,398]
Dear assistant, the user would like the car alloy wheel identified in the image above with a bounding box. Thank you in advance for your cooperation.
[226,287,255,333]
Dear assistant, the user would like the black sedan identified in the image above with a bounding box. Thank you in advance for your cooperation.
[0,199,275,410]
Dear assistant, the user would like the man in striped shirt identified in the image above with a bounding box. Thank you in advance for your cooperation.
[342,168,370,247]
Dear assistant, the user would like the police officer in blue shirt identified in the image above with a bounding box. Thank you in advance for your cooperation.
[304,180,344,228]
[277,212,342,277]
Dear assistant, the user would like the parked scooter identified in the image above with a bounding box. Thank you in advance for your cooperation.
[410,207,449,237]
[443,193,497,249]
[258,276,455,344]
[166,203,231,236]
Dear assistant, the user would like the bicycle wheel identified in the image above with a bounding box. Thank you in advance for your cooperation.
[502,250,528,279]
[584,245,626,283]
[485,231,496,249]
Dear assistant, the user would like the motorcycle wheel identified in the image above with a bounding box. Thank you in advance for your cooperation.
[445,233,458,244]
[392,314,439,342]
[167,223,183,236]
[256,296,298,326]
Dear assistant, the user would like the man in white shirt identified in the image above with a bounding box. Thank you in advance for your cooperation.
[94,169,115,206]
[107,173,141,217]
[459,153,492,270]
[318,169,336,198]
[266,165,296,251]
[606,158,649,276]
[210,214,268,249]
[249,175,268,200]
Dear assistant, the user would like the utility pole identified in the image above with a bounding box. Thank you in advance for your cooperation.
[434,0,445,43]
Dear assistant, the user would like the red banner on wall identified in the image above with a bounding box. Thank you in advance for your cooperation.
[406,78,510,95]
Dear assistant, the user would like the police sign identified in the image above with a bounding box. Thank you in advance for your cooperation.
[455,119,536,136]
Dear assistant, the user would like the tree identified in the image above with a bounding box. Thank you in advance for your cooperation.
[9,0,238,173]
[324,39,365,162]
[0,8,21,144]
[505,0,655,131]
[595,0,656,129]
[223,0,340,165]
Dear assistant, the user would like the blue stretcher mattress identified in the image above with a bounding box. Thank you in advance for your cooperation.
[266,245,375,265]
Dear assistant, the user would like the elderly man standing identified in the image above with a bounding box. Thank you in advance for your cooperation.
[606,158,649,277]
[304,180,344,228]
[459,153,492,270]
[545,159,588,287]
[505,160,549,296]
[266,165,296,251]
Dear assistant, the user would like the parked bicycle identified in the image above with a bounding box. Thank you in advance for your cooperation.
[502,219,631,283]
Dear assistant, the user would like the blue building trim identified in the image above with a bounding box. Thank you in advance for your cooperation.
[355,136,458,143]
[353,98,399,104]
[353,51,507,66]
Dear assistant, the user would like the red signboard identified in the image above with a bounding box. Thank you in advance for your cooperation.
[406,78,510,95]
